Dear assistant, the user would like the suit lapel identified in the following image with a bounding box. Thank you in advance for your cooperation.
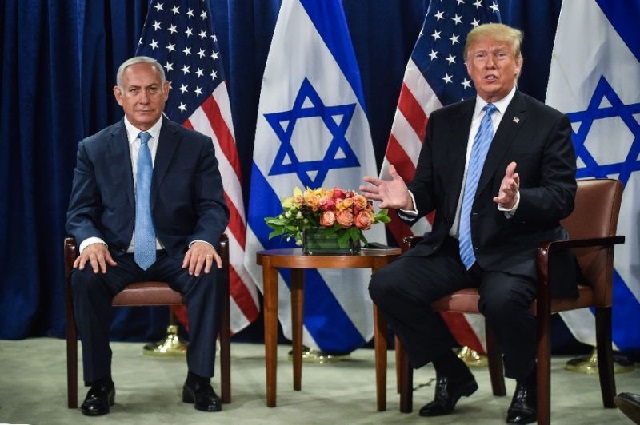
[152,118,180,206]
[476,91,527,196]
[110,122,135,210]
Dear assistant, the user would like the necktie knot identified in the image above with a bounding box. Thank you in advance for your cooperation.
[483,103,497,117]
[139,131,151,145]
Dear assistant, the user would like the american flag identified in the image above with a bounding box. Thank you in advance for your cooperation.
[136,0,259,332]
[381,0,500,353]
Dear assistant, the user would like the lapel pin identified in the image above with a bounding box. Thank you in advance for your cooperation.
[513,117,520,124]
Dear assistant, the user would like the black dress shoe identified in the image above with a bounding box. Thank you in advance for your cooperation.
[506,382,537,424]
[182,380,222,412]
[81,381,115,416]
[419,376,478,417]
[615,392,640,424]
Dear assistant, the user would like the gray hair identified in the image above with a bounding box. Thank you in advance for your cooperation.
[116,56,166,89]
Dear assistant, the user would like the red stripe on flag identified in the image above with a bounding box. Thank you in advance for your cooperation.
[440,312,484,354]
[397,83,427,142]
[385,134,416,181]
[229,265,259,320]
[223,192,246,248]
[201,96,240,172]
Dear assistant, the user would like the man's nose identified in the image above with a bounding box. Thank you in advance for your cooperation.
[139,91,150,103]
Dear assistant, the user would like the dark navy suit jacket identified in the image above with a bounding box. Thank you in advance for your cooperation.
[66,117,229,257]
[403,91,579,299]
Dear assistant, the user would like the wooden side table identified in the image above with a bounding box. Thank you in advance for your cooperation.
[256,247,401,410]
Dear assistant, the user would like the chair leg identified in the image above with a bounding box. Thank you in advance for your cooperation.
[395,335,401,393]
[219,268,231,404]
[66,315,78,408]
[595,307,616,408]
[485,324,506,396]
[397,340,413,413]
[536,307,552,425]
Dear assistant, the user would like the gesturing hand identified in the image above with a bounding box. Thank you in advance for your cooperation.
[360,165,413,210]
[493,161,519,209]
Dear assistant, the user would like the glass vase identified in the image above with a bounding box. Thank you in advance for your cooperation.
[301,228,361,256]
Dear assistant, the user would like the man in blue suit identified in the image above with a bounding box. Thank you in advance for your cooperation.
[66,56,229,416]
[362,24,579,424]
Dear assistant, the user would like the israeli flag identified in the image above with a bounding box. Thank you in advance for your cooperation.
[546,0,640,351]
[243,0,385,353]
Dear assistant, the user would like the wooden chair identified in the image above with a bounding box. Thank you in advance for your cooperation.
[388,178,625,425]
[64,234,231,408]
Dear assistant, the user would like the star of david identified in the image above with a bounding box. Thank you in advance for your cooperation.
[264,78,361,188]
[568,76,640,185]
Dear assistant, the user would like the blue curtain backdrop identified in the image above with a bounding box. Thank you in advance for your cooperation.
[2,0,588,354]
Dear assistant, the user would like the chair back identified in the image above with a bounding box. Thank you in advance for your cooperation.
[560,179,623,301]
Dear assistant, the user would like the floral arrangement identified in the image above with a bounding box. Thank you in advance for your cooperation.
[265,187,390,247]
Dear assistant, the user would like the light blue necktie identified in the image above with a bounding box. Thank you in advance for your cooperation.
[134,131,156,270]
[458,104,497,269]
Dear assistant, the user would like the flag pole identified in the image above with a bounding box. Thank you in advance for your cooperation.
[565,348,634,374]
[143,310,187,356]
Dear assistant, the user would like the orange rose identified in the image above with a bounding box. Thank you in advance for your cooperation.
[353,194,368,211]
[336,210,354,227]
[320,211,336,227]
[355,210,373,230]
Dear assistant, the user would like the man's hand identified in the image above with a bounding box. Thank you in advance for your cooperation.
[182,241,221,277]
[360,165,413,210]
[74,243,117,273]
[494,161,520,209]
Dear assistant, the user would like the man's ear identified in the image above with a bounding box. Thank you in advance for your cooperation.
[113,85,124,106]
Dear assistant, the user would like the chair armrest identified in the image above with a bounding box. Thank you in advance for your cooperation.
[402,235,424,252]
[535,235,625,315]
[536,235,625,288]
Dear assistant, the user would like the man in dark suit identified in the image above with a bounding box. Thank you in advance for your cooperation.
[361,23,578,424]
[66,56,229,416]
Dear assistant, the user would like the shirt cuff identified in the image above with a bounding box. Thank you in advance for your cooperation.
[79,237,107,253]
[399,190,419,216]
[189,239,215,249]
[498,191,520,217]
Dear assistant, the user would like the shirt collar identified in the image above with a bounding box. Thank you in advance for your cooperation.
[123,116,163,146]
[473,86,517,117]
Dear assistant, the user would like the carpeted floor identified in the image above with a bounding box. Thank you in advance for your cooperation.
[0,338,637,424]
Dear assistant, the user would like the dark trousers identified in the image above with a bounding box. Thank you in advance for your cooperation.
[70,249,224,384]
[369,237,537,381]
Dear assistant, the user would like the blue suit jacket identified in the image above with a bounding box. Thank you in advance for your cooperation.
[404,91,579,298]
[66,117,229,257]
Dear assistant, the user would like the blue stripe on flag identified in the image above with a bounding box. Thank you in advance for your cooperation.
[596,0,640,61]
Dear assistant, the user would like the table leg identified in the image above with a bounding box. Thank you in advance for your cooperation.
[262,258,279,407]
[290,268,304,391]
[372,260,389,411]
[373,303,387,411]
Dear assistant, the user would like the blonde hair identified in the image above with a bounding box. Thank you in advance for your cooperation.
[464,23,523,62]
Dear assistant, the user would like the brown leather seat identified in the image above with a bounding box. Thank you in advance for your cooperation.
[64,234,231,408]
[385,178,625,425]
